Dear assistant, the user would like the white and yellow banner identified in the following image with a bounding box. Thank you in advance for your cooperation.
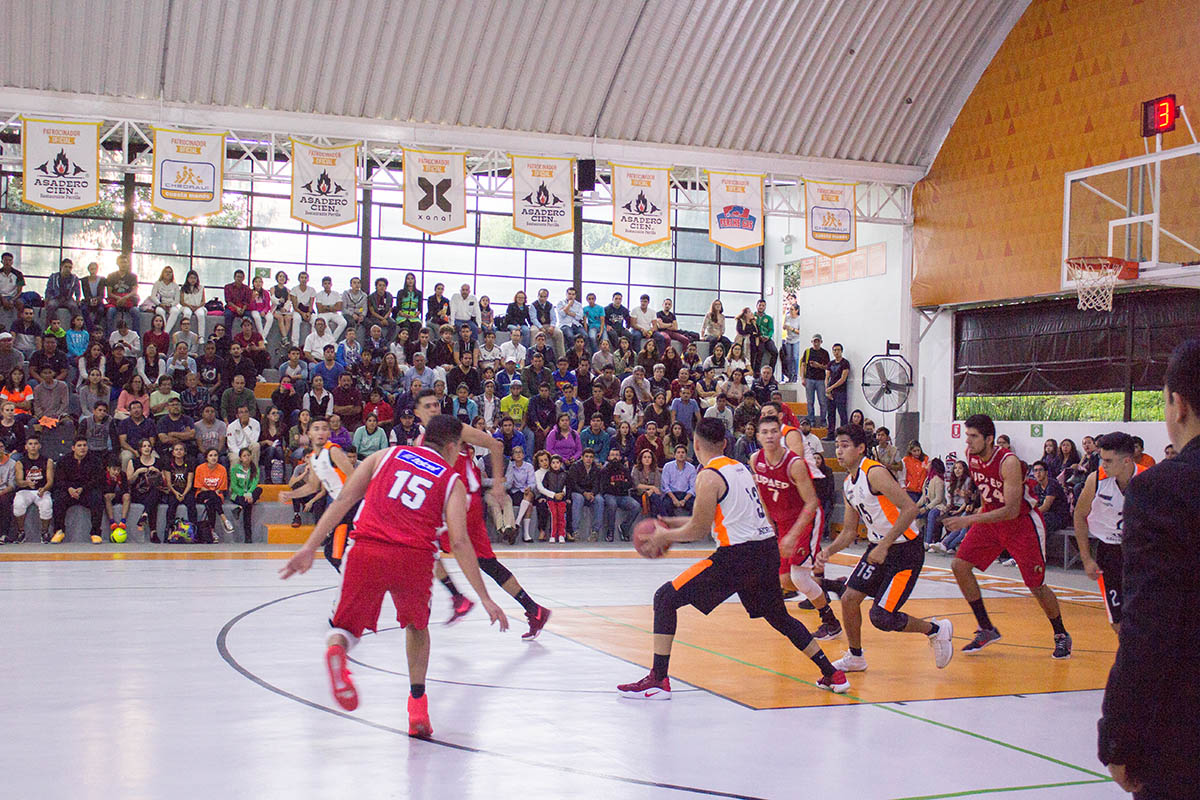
[706,170,764,251]
[804,179,857,257]
[403,148,466,236]
[611,163,670,246]
[511,155,573,239]
[22,117,100,213]
[152,127,226,220]
[291,139,358,229]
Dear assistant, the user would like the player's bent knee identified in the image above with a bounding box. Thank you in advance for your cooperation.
[789,565,823,600]
[478,557,513,586]
[868,604,909,632]
[653,581,680,611]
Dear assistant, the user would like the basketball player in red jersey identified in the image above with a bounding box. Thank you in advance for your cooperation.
[280,415,508,739]
[414,390,552,640]
[752,413,842,639]
[761,402,848,603]
[942,414,1072,658]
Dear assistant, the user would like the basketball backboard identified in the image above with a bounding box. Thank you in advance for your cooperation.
[1062,134,1200,291]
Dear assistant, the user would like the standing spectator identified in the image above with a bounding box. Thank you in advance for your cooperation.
[781,302,802,383]
[104,254,139,332]
[566,448,606,541]
[531,288,563,356]
[80,261,106,331]
[393,273,422,341]
[425,282,450,329]
[44,258,81,327]
[289,272,316,343]
[752,299,777,373]
[657,444,697,516]
[601,446,639,542]
[702,299,730,353]
[144,266,182,333]
[52,437,102,543]
[539,453,569,542]
[223,269,253,338]
[824,343,850,435]
[604,292,639,351]
[799,334,830,425]
[556,287,584,345]
[902,440,931,502]
[1031,460,1071,531]
[1098,338,1200,798]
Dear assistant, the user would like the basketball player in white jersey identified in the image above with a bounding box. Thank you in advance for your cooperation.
[1073,432,1145,634]
[817,424,954,672]
[617,418,850,698]
[280,418,356,569]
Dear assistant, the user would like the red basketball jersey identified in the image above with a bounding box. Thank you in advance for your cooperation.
[967,446,1036,516]
[351,445,461,550]
[752,447,807,531]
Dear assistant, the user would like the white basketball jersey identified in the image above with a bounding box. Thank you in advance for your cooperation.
[843,458,919,544]
[703,456,775,547]
[1087,464,1145,545]
[311,442,347,500]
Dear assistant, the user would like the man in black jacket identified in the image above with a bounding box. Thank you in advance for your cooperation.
[601,447,639,542]
[566,448,606,542]
[52,437,103,543]
[1099,337,1200,799]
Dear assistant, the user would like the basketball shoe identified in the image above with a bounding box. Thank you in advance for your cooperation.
[446,594,474,625]
[408,695,433,739]
[617,672,672,700]
[521,606,551,640]
[816,670,851,694]
[325,644,358,711]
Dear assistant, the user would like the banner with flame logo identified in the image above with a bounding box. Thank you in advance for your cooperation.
[804,179,857,257]
[290,139,358,229]
[511,154,573,239]
[706,170,764,252]
[152,127,226,220]
[611,163,670,247]
[403,148,466,236]
[22,117,100,213]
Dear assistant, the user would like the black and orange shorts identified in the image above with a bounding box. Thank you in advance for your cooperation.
[670,537,782,619]
[846,537,925,613]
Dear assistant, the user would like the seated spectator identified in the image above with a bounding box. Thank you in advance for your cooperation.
[115,375,151,421]
[220,374,257,423]
[327,413,352,449]
[142,313,170,358]
[78,400,116,458]
[663,421,693,464]
[234,318,269,372]
[388,408,421,447]
[503,445,537,542]
[155,397,195,459]
[331,372,363,430]
[226,405,261,465]
[500,380,529,433]
[566,448,606,542]
[29,336,69,384]
[302,316,336,362]
[52,437,103,543]
[165,342,197,388]
[635,420,666,467]
[751,364,778,405]
[600,446,639,542]
[193,447,234,541]
[1,367,33,416]
[171,314,200,357]
[8,309,40,360]
[1132,436,1156,468]
[556,383,582,430]
[195,340,225,393]
[302,374,332,420]
[930,461,978,552]
[287,409,312,462]
[1032,460,1071,531]
[352,413,388,459]
[258,407,287,473]
[642,392,671,433]
[545,412,582,463]
[669,383,701,437]
[630,447,663,515]
[149,375,181,418]
[475,381,501,432]
[31,367,69,429]
[223,342,258,391]
[126,437,163,541]
[492,416,526,459]
[915,458,946,542]
[228,447,262,544]
[733,420,760,465]
[136,342,167,388]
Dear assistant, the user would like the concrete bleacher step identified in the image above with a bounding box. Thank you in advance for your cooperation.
[267,524,313,544]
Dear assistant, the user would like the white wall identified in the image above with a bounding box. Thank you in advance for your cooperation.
[764,213,907,430]
[922,419,1172,470]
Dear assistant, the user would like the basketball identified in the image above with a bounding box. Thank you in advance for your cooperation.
[633,518,668,558]
[109,524,127,544]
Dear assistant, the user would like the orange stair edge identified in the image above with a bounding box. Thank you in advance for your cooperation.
[254,382,280,399]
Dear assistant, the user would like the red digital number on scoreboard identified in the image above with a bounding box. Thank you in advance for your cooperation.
[1142,94,1177,137]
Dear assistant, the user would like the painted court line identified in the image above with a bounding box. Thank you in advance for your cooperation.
[890,777,1112,799]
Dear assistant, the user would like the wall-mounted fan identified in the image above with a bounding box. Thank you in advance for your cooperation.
[861,341,913,413]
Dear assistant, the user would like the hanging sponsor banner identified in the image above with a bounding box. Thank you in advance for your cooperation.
[611,163,671,246]
[804,179,857,257]
[706,170,764,251]
[152,127,226,220]
[403,148,466,236]
[511,154,573,239]
[21,117,101,213]
[290,139,358,229]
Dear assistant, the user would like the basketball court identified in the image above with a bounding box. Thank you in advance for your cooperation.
[1,544,1124,799]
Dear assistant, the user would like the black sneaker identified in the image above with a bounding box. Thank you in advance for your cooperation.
[782,589,799,600]
[1052,633,1072,660]
[16,529,26,544]
[962,627,1002,654]
[292,513,303,527]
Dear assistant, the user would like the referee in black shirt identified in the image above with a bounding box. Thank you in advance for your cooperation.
[1099,337,1200,799]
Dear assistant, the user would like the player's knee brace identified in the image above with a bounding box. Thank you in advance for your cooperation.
[789,565,823,602]
[868,604,910,632]
[653,582,681,636]
[477,557,513,586]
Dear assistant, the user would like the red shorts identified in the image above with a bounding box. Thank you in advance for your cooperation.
[957,513,1047,589]
[778,506,825,575]
[330,540,435,639]
[437,494,495,560]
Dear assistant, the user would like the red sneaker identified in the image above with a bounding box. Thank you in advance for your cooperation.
[817,670,851,694]
[521,606,551,641]
[446,594,474,625]
[325,644,358,710]
[407,694,433,739]
[617,672,672,700]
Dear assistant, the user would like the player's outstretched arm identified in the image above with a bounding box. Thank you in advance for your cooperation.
[279,449,382,580]
[445,481,509,631]
[654,470,720,549]
[779,457,819,557]
[864,465,920,563]
[1072,471,1100,580]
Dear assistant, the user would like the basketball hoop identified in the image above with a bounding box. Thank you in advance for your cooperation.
[1065,257,1139,312]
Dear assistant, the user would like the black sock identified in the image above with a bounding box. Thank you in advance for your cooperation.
[1049,615,1067,636]
[927,620,940,635]
[820,578,845,595]
[968,598,994,630]
[850,647,863,657]
[513,589,539,615]
[819,605,837,624]
[439,575,462,599]
[410,683,425,699]
[652,652,670,679]
[810,649,836,678]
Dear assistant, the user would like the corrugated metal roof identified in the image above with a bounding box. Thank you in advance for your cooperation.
[0,0,1027,170]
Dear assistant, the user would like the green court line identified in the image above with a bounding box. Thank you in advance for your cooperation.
[890,777,1112,799]
[542,594,1109,780]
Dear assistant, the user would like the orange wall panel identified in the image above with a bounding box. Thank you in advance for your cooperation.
[912,0,1200,307]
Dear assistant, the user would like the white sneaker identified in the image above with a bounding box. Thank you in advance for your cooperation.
[223,518,234,534]
[832,651,868,672]
[929,618,954,669]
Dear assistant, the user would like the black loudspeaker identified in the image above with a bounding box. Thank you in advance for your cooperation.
[578,159,596,191]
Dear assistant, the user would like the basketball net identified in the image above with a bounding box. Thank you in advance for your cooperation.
[1065,257,1136,312]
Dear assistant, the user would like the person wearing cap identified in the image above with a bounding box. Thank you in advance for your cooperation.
[0,332,20,378]
[500,379,530,435]
[800,334,831,426]
[494,357,520,397]
[476,379,501,431]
